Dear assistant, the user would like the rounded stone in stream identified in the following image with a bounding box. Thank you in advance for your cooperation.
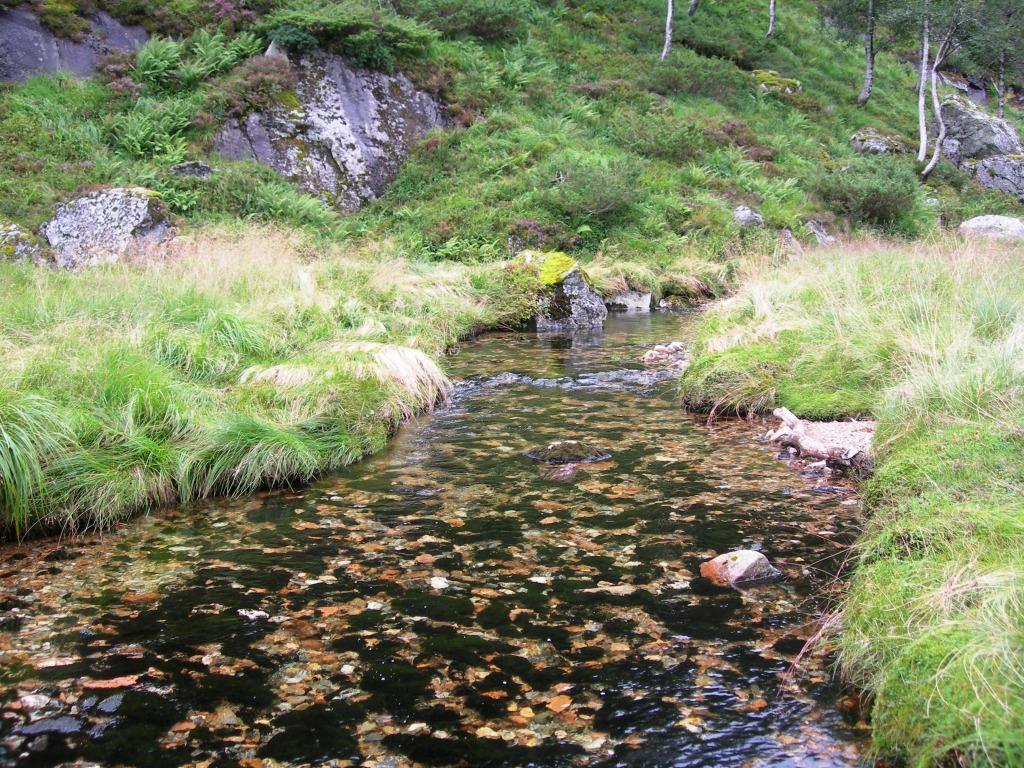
[525,440,611,465]
[699,550,781,587]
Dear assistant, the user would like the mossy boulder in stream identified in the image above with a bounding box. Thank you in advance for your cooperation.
[533,252,608,332]
[526,440,611,465]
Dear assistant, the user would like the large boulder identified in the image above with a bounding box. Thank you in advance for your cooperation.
[215,50,447,212]
[0,7,146,82]
[42,188,173,269]
[850,127,907,155]
[699,550,781,587]
[534,253,608,332]
[972,155,1024,202]
[958,215,1024,241]
[941,98,1023,167]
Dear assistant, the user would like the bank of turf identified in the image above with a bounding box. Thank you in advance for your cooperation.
[680,238,1024,766]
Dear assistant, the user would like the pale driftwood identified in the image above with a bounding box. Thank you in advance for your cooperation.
[765,407,875,474]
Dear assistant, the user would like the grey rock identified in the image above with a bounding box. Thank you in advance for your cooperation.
[1,223,50,265]
[733,205,764,228]
[536,267,608,332]
[780,228,803,258]
[941,98,1022,167]
[958,215,1024,241]
[605,291,652,313]
[42,188,173,269]
[0,7,146,82]
[170,160,214,178]
[972,155,1024,202]
[937,71,988,106]
[806,220,836,246]
[850,127,907,155]
[215,50,447,212]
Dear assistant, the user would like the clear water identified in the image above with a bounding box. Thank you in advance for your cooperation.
[0,313,866,767]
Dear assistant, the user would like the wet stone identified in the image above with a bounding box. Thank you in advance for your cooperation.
[525,440,612,465]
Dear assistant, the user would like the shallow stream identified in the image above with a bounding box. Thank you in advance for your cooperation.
[0,313,866,767]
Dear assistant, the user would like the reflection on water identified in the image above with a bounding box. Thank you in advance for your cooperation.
[0,313,866,767]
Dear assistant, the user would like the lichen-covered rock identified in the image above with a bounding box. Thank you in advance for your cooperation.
[733,205,765,228]
[0,223,49,265]
[170,161,214,178]
[806,220,836,246]
[0,7,147,82]
[941,98,1023,167]
[42,188,172,269]
[752,69,801,95]
[605,291,652,313]
[972,155,1024,202]
[699,550,781,587]
[525,440,611,465]
[215,50,447,212]
[850,127,907,155]
[534,254,608,332]
[958,215,1024,241]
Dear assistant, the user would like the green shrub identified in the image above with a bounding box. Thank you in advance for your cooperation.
[107,97,195,162]
[135,37,185,91]
[611,111,707,163]
[535,151,641,228]
[208,54,297,117]
[815,156,924,236]
[642,48,748,102]
[259,0,436,70]
[37,0,89,40]
[394,0,534,41]
[268,24,319,53]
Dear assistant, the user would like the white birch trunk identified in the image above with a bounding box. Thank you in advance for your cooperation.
[767,0,777,37]
[997,49,1005,119]
[857,0,875,105]
[922,43,948,178]
[688,0,699,16]
[660,0,674,61]
[917,17,930,163]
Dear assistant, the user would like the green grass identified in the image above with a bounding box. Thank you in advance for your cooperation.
[679,238,1024,766]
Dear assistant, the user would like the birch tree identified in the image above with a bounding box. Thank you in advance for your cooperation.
[767,0,777,37]
[661,0,674,61]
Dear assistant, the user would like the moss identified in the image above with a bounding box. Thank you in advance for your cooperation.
[37,0,90,41]
[751,69,802,94]
[537,252,577,287]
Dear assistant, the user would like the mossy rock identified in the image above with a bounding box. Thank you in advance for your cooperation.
[537,251,579,286]
[752,70,801,95]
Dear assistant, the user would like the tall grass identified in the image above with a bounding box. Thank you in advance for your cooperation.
[0,228,533,537]
[679,237,1024,766]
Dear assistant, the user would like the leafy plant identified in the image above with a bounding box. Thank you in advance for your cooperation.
[815,156,924,235]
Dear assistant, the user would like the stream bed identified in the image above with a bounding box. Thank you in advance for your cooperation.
[0,313,867,767]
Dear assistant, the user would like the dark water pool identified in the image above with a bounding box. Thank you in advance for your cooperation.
[0,313,867,767]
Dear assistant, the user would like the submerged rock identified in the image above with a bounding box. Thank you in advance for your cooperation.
[699,551,781,587]
[525,440,611,465]
[42,187,173,269]
[605,291,652,313]
[641,342,688,371]
[958,214,1024,241]
[215,50,447,212]
[535,254,608,332]
[0,7,147,82]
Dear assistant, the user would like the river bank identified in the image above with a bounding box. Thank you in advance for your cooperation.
[679,237,1024,766]
[1,312,866,765]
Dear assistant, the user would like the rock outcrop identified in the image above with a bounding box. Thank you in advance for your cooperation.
[42,188,173,269]
[215,50,447,212]
[958,215,1024,241]
[941,98,1022,166]
[605,291,652,313]
[700,551,781,587]
[850,127,907,155]
[0,7,146,82]
[939,98,1024,201]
